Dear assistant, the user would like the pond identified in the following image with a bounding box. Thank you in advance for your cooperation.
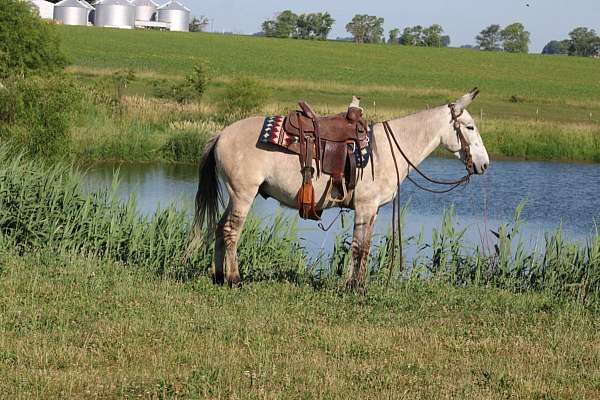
[83,157,600,257]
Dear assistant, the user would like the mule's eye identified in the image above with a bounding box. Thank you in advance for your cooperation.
[466,126,475,130]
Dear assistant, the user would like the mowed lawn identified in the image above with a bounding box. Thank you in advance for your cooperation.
[59,26,600,123]
[1,251,599,399]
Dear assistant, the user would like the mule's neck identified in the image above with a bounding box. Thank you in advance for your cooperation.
[382,105,450,168]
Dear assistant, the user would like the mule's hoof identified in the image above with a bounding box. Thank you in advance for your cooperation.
[212,273,225,286]
[344,279,366,293]
[227,275,243,288]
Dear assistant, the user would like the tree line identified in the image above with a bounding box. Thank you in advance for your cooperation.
[476,23,530,53]
[260,10,335,40]
[260,11,600,58]
[542,28,600,57]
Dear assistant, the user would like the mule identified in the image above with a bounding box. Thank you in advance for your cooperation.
[186,89,490,288]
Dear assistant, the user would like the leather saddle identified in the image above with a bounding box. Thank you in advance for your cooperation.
[282,101,369,220]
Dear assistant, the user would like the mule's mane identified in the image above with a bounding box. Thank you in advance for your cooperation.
[376,103,449,125]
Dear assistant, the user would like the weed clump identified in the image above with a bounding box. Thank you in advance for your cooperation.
[152,62,209,104]
[160,130,208,163]
[0,75,82,159]
[0,0,67,78]
[218,76,270,120]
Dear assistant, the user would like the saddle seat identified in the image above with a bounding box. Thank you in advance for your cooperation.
[282,100,370,220]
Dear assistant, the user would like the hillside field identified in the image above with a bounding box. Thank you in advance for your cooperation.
[54,26,600,163]
[59,26,600,123]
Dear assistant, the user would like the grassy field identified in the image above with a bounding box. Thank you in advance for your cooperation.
[54,26,600,163]
[0,141,599,398]
[1,250,600,399]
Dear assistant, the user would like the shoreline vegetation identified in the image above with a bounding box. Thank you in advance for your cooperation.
[0,149,599,398]
[52,26,600,164]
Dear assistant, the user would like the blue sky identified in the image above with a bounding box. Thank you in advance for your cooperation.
[182,0,600,52]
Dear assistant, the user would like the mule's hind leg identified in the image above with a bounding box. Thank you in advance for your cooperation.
[222,192,255,287]
[346,206,378,290]
[212,207,230,285]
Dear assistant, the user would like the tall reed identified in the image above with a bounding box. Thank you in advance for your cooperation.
[0,150,598,302]
[0,151,306,281]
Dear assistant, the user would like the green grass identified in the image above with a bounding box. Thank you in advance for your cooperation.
[0,145,599,397]
[52,26,600,163]
[58,26,600,122]
[1,249,599,399]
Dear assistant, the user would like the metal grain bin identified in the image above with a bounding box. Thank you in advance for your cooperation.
[53,0,90,26]
[94,0,135,29]
[132,0,158,22]
[157,0,190,32]
[29,0,55,20]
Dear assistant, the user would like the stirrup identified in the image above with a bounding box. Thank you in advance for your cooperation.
[325,178,348,204]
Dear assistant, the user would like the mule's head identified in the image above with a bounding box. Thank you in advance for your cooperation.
[440,88,490,175]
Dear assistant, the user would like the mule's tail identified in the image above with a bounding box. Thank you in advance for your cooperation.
[184,133,222,260]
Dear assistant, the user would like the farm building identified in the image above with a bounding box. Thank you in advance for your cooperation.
[94,0,135,29]
[53,0,92,26]
[28,0,190,32]
[29,0,54,19]
[156,0,190,32]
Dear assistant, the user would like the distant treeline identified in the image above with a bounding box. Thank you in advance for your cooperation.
[260,10,600,57]
[542,28,600,57]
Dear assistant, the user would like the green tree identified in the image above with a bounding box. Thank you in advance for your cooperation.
[542,40,569,55]
[476,24,502,51]
[441,35,451,47]
[0,0,67,78]
[345,14,384,44]
[295,12,334,40]
[399,25,449,48]
[501,23,530,53]
[567,27,599,57]
[388,28,400,44]
[423,24,445,47]
[261,10,298,38]
[312,12,335,40]
[400,26,424,46]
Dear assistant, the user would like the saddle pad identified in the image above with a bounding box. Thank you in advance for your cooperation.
[258,116,300,147]
[258,116,372,168]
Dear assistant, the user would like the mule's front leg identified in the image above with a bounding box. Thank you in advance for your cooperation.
[346,209,377,290]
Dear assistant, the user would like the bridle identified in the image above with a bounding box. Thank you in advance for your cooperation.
[449,103,475,176]
[382,103,474,195]
[381,104,476,285]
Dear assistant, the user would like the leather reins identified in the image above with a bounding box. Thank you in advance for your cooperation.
[381,103,475,286]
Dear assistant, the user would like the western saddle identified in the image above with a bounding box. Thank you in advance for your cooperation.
[283,99,370,220]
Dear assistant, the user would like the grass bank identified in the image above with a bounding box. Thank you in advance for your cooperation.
[1,250,599,399]
[52,26,600,163]
[0,148,599,397]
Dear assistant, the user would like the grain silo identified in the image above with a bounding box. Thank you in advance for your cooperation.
[157,0,190,32]
[53,0,91,26]
[132,0,158,22]
[29,0,55,20]
[94,0,135,29]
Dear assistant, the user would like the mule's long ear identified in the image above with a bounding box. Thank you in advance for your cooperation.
[454,87,480,113]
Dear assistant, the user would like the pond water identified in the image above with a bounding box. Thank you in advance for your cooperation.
[82,157,600,257]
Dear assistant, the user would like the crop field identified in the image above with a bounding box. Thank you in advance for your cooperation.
[55,26,600,163]
[59,26,600,122]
